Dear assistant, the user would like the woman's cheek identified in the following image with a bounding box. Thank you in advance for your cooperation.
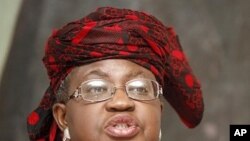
[66,103,106,140]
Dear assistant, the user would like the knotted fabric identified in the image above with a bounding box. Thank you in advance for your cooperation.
[27,7,204,141]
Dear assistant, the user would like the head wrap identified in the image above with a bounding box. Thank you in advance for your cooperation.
[27,7,204,141]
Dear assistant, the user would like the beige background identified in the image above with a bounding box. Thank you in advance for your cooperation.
[0,0,22,84]
[0,0,249,141]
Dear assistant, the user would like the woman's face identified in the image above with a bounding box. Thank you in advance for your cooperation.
[53,59,162,141]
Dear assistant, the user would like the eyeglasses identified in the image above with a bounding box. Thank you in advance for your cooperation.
[67,78,163,102]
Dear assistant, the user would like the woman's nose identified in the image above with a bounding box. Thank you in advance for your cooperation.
[105,88,135,112]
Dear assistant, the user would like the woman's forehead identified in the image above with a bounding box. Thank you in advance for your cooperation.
[69,59,156,81]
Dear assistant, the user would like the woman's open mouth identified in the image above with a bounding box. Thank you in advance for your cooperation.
[104,114,140,138]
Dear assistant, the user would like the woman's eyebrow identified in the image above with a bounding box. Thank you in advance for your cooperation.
[83,69,146,79]
[126,70,145,78]
[84,69,109,77]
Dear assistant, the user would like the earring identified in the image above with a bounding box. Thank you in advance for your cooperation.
[63,127,71,141]
[159,129,162,141]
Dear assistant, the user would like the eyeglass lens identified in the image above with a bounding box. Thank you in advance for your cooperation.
[78,79,160,101]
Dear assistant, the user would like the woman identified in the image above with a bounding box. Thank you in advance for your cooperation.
[27,7,204,141]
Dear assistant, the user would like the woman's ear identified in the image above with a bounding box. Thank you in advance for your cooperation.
[161,102,163,113]
[161,101,164,114]
[52,103,68,131]
[159,99,164,114]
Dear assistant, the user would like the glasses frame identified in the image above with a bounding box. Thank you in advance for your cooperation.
[67,78,163,103]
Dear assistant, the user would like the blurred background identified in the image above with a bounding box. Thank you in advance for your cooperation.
[0,0,249,140]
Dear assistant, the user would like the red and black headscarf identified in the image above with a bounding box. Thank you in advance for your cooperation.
[27,7,204,141]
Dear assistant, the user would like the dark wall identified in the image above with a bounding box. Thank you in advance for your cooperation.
[0,0,249,141]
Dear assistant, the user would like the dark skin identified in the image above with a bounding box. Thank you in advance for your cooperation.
[53,59,163,141]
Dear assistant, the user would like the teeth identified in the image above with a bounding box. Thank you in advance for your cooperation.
[115,124,128,129]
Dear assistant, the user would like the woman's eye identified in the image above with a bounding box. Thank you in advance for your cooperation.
[129,87,148,94]
[89,87,107,94]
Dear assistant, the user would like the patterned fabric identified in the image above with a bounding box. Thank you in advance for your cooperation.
[27,7,204,141]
